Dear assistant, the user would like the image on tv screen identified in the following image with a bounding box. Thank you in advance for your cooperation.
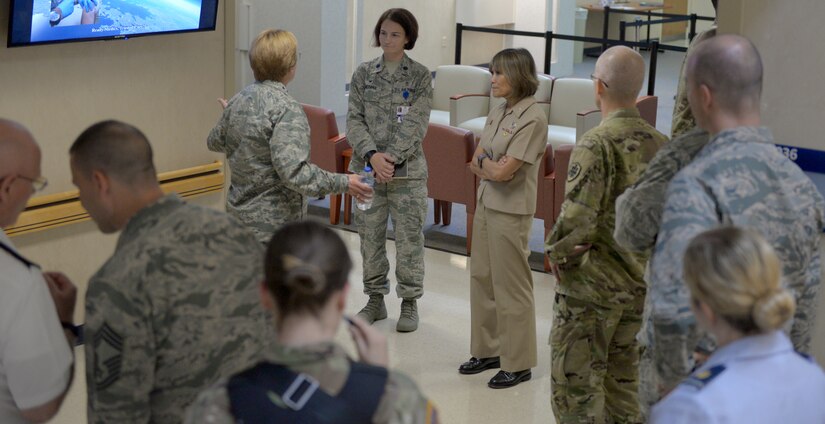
[8,0,218,47]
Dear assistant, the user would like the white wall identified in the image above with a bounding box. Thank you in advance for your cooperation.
[231,0,348,114]
[358,0,458,72]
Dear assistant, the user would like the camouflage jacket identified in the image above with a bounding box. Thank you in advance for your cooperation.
[614,128,709,252]
[208,80,349,243]
[647,126,825,391]
[84,194,273,424]
[347,54,432,178]
[185,341,440,424]
[670,27,717,139]
[546,108,667,307]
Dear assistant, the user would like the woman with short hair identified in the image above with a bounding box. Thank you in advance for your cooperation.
[651,227,825,423]
[347,8,433,333]
[208,29,371,244]
[459,48,548,389]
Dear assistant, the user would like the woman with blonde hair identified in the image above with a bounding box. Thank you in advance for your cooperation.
[208,29,372,244]
[651,227,825,423]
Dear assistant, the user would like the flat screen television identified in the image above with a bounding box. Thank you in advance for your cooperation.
[8,0,219,47]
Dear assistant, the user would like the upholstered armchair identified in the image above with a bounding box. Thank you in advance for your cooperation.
[302,103,349,225]
[422,123,477,254]
[430,65,492,127]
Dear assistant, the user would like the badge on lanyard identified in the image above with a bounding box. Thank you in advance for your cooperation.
[397,89,411,123]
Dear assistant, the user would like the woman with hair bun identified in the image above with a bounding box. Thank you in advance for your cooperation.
[651,227,825,423]
[186,221,439,424]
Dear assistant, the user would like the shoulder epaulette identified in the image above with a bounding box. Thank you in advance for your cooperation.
[683,364,726,390]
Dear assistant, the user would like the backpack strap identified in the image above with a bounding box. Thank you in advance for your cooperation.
[227,360,389,424]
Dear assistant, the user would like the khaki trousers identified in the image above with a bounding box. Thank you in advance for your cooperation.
[470,202,537,372]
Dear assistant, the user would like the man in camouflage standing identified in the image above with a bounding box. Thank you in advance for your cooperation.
[613,1,717,413]
[546,46,667,423]
[646,35,825,400]
[69,120,273,423]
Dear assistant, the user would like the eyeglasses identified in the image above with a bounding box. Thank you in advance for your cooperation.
[590,73,609,89]
[17,174,48,192]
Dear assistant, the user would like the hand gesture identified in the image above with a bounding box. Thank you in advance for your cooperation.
[217,98,229,109]
[347,315,389,367]
[43,272,77,323]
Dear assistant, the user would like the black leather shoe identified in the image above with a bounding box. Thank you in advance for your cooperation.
[458,356,501,375]
[487,369,531,389]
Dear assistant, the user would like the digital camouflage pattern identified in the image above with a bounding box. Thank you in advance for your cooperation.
[645,126,825,399]
[84,195,273,424]
[546,108,667,307]
[208,80,349,244]
[670,28,717,139]
[546,108,666,424]
[614,128,710,253]
[347,54,432,299]
[185,342,440,424]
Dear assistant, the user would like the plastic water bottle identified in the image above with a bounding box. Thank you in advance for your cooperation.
[356,165,375,211]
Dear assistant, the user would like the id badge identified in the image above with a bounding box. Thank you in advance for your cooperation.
[396,105,410,123]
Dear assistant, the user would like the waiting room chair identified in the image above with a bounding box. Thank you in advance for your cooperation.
[422,123,477,254]
[451,74,555,139]
[430,65,492,127]
[302,103,349,225]
[544,77,596,150]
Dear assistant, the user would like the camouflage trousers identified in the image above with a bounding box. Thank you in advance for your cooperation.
[355,178,427,300]
[551,293,644,424]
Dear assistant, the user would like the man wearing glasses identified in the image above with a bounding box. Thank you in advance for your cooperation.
[0,118,77,423]
[545,46,667,423]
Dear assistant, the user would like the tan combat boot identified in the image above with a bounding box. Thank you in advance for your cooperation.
[396,299,418,332]
[356,294,387,324]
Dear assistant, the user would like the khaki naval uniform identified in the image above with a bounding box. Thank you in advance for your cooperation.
[185,342,440,424]
[470,96,547,372]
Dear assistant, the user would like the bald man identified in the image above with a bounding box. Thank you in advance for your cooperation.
[0,119,76,423]
[645,34,825,403]
[545,46,667,423]
[68,120,272,423]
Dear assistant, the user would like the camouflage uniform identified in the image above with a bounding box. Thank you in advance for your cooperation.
[646,127,825,401]
[208,80,349,244]
[545,108,666,424]
[84,194,273,424]
[613,128,710,252]
[670,28,716,139]
[185,341,440,424]
[612,128,709,415]
[347,54,432,299]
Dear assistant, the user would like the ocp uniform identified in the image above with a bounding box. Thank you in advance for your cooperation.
[546,108,666,424]
[346,54,432,300]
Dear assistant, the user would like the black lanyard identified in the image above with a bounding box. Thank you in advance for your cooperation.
[0,241,38,268]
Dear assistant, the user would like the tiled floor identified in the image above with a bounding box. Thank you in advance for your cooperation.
[50,229,560,424]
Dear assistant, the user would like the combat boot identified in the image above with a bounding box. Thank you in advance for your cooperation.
[396,299,419,332]
[356,294,387,324]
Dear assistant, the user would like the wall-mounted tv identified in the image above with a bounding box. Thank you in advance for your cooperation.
[8,0,219,47]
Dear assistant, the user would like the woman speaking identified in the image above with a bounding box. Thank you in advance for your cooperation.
[459,48,548,389]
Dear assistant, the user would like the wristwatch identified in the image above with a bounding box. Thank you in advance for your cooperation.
[364,150,377,163]
[477,153,489,168]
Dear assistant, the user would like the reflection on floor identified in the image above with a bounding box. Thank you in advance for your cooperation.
[50,229,560,424]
